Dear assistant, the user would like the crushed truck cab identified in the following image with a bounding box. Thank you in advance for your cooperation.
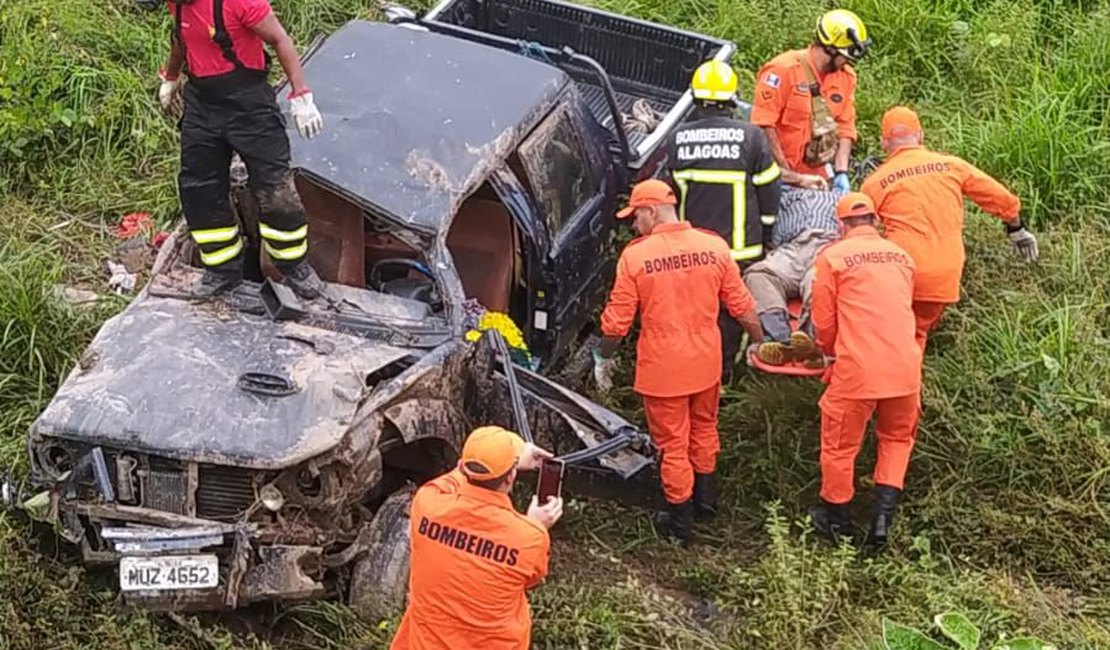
[19,1,734,615]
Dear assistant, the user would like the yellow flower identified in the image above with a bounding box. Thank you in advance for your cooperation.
[466,311,530,355]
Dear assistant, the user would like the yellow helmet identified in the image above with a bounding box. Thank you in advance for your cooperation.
[816,9,872,61]
[690,60,739,103]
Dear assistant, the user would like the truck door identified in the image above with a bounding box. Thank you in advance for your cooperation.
[517,99,616,361]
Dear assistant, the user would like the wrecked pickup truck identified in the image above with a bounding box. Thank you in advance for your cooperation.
[15,1,734,616]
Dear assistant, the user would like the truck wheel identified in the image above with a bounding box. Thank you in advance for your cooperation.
[348,484,415,622]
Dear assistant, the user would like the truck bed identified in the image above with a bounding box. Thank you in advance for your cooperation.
[424,0,735,169]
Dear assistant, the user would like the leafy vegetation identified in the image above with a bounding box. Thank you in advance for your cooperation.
[0,0,1108,648]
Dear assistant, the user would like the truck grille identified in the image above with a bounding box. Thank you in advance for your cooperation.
[196,465,255,521]
[145,470,188,514]
[144,456,187,515]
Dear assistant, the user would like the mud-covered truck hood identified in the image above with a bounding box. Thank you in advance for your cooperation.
[31,296,411,469]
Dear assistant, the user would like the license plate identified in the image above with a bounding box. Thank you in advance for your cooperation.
[119,554,219,592]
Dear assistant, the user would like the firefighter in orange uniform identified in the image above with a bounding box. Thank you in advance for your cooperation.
[861,106,1039,351]
[808,193,922,547]
[390,426,563,650]
[751,10,872,193]
[592,180,764,544]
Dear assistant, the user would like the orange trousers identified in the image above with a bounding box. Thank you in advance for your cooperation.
[819,391,921,504]
[642,384,721,504]
[912,301,947,352]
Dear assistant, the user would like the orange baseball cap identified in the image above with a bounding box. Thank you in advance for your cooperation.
[459,426,525,479]
[836,192,877,220]
[617,179,677,218]
[881,106,922,138]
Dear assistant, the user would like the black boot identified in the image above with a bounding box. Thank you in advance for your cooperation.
[693,473,718,521]
[868,485,901,547]
[194,258,244,299]
[807,499,854,543]
[654,500,694,546]
[280,260,325,301]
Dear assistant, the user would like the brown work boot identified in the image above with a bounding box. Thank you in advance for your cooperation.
[756,341,791,366]
[789,331,821,362]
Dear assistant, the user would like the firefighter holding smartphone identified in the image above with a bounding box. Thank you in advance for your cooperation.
[390,426,564,650]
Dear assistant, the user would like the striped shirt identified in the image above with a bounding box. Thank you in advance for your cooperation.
[774,187,839,247]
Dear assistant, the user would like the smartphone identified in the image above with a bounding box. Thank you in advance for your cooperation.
[535,458,565,505]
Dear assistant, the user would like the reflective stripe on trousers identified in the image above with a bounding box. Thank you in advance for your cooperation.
[190,224,243,267]
[260,222,308,262]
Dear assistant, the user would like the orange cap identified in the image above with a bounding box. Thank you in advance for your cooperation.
[459,426,525,479]
[881,106,922,138]
[836,192,877,220]
[617,179,677,218]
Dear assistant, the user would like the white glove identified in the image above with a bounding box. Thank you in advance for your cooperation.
[1008,227,1039,263]
[157,70,181,113]
[592,350,616,394]
[289,91,324,139]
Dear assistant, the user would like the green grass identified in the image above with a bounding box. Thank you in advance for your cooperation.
[0,0,1108,647]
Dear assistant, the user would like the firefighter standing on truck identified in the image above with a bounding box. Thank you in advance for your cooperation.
[861,106,1040,351]
[808,193,922,547]
[663,60,782,378]
[390,426,562,650]
[592,180,764,544]
[751,9,872,194]
[150,0,326,299]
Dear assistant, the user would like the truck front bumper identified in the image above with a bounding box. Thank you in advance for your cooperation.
[102,522,325,611]
[16,490,328,611]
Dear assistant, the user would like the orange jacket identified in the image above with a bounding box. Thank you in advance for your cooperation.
[750,49,858,178]
[861,145,1021,303]
[390,469,550,650]
[811,226,922,399]
[600,221,756,397]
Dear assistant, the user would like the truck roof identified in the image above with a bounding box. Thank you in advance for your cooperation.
[277,20,568,234]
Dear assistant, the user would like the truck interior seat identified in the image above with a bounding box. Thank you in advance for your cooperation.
[447,194,515,313]
[296,177,367,288]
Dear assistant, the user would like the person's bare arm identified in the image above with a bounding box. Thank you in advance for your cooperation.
[164,34,185,78]
[834,137,852,175]
[762,126,791,172]
[597,335,622,358]
[250,14,308,95]
[735,307,764,343]
[720,257,765,342]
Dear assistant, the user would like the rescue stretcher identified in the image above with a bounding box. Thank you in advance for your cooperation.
[746,299,827,377]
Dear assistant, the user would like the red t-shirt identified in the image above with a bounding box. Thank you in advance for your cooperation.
[168,0,272,78]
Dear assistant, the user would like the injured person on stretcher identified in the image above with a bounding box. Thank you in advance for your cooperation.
[744,187,840,370]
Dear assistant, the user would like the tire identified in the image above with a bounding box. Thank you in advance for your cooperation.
[348,484,415,622]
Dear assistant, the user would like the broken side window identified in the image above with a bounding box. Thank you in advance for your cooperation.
[519,106,597,240]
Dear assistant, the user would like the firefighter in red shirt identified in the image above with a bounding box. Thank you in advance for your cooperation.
[140,0,325,299]
[593,180,763,543]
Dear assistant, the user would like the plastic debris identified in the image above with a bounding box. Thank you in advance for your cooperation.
[52,284,102,307]
[114,212,155,239]
[107,260,138,294]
